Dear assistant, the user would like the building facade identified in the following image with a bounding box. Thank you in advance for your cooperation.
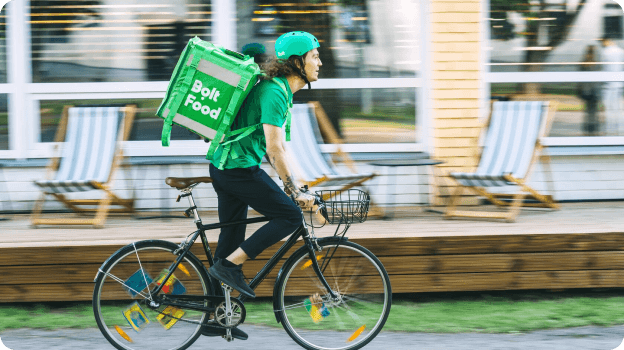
[0,0,623,212]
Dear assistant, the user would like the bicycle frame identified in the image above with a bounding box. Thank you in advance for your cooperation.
[149,188,338,305]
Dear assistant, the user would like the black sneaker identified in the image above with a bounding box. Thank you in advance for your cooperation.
[208,259,256,298]
[201,325,248,340]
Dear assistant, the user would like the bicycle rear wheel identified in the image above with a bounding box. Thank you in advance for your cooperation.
[93,240,213,350]
[276,240,391,350]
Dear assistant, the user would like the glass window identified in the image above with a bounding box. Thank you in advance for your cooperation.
[29,0,212,83]
[39,99,201,142]
[0,5,7,84]
[237,0,420,79]
[489,0,624,72]
[236,0,419,145]
[0,94,7,150]
[491,82,624,137]
[294,88,417,144]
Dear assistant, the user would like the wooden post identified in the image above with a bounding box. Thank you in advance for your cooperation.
[431,0,483,206]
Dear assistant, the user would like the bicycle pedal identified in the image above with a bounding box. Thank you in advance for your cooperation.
[202,325,248,341]
[224,329,234,342]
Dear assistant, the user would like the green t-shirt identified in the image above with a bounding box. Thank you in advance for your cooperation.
[210,76,293,169]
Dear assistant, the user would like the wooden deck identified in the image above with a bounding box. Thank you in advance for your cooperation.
[1,202,624,302]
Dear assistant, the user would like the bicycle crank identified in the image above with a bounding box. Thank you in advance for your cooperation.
[214,298,246,328]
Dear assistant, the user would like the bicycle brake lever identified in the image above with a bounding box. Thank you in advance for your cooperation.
[315,204,324,214]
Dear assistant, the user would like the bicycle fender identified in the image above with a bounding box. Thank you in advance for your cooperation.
[272,236,348,324]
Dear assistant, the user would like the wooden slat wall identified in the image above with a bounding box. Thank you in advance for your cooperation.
[3,232,624,302]
[431,0,482,205]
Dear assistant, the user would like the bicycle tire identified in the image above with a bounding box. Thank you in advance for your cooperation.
[93,240,213,350]
[275,240,392,350]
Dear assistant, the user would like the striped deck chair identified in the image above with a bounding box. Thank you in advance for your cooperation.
[31,105,136,228]
[444,101,559,222]
[284,103,375,196]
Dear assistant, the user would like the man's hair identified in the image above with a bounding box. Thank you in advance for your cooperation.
[260,53,308,80]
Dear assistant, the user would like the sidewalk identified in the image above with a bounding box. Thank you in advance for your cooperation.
[2,325,624,350]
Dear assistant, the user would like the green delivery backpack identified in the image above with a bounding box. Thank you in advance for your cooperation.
[156,37,292,169]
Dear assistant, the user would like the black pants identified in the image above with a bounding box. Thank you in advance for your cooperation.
[209,163,302,260]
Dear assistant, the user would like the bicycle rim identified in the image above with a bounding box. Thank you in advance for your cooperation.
[93,241,211,350]
[277,241,391,350]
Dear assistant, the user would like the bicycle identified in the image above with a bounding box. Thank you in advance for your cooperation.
[93,176,392,350]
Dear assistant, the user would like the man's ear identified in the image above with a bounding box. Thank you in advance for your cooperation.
[291,56,304,70]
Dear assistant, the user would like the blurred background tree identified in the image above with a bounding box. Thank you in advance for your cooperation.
[490,0,587,94]
[255,0,373,138]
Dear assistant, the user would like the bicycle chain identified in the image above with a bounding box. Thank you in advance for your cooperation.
[143,297,246,329]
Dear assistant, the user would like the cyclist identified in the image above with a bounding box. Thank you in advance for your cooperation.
[205,31,321,338]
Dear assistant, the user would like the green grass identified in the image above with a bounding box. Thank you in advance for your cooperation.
[2,291,624,333]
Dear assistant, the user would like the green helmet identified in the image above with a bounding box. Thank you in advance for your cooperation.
[275,31,320,59]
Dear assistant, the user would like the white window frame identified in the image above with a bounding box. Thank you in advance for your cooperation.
[483,0,624,150]
[3,0,429,160]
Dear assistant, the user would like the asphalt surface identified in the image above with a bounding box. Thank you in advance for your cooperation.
[2,325,624,350]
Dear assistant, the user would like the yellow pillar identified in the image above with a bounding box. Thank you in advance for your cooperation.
[431,0,483,205]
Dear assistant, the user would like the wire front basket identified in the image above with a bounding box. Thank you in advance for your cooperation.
[316,189,370,224]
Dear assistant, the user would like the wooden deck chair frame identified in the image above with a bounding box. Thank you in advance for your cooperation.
[285,102,379,217]
[31,105,136,228]
[444,101,559,222]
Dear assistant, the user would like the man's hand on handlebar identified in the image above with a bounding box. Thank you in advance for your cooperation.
[294,190,315,209]
[286,185,315,209]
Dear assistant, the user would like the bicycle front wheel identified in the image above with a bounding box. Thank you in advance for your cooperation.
[276,240,392,350]
[93,240,213,350]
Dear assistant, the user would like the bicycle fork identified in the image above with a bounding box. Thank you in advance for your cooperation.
[302,228,339,301]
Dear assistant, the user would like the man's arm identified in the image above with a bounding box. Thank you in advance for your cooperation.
[264,123,300,196]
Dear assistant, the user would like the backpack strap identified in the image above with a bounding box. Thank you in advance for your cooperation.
[214,123,262,170]
[161,53,202,147]
[206,86,244,159]
[213,78,292,170]
[206,59,262,160]
[271,78,293,142]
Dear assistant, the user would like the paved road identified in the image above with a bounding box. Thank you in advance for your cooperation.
[2,326,624,350]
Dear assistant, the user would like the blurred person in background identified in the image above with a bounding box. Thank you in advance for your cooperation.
[242,42,270,64]
[579,45,600,136]
[600,37,624,135]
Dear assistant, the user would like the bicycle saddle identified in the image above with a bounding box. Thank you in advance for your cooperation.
[165,176,213,190]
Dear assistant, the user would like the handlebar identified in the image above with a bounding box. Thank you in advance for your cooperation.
[292,187,370,224]
[290,185,325,209]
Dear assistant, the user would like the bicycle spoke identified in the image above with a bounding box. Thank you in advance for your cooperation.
[281,300,310,311]
[278,241,391,350]
[132,242,153,302]
[332,263,365,298]
[341,294,378,305]
[330,302,347,329]
[336,302,364,325]
[97,268,151,300]
[93,241,211,350]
